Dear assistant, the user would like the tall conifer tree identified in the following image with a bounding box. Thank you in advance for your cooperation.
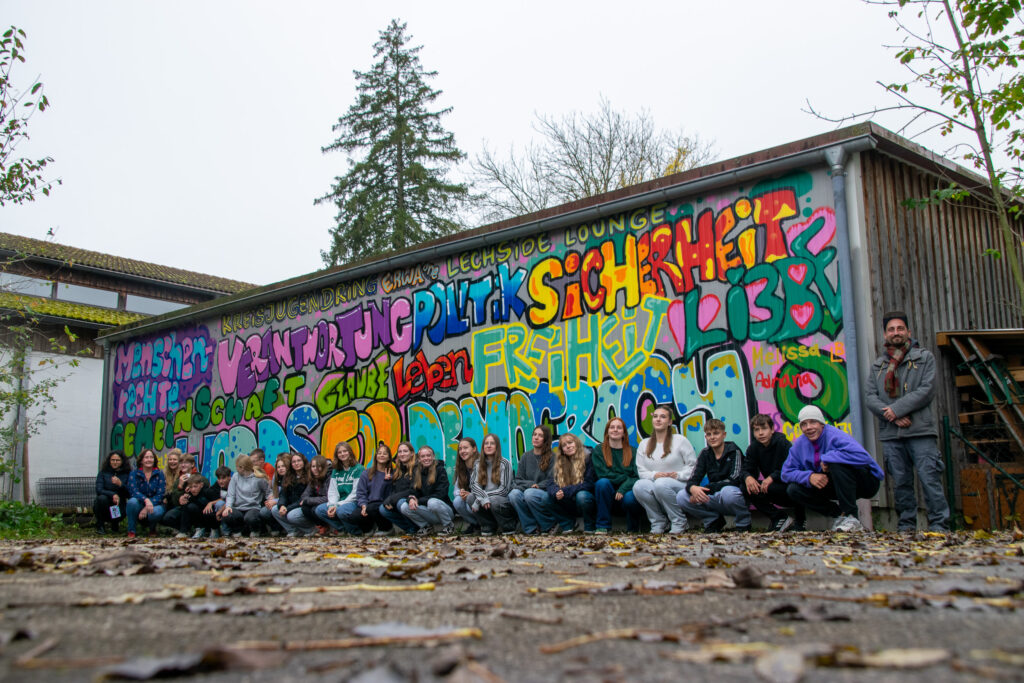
[317,20,468,266]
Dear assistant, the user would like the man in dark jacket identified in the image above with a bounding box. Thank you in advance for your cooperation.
[865,311,950,531]
[676,419,750,532]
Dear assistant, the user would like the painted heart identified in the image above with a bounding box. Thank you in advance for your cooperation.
[745,278,772,322]
[667,299,686,355]
[788,264,808,284]
[790,302,815,330]
[785,208,836,255]
[698,295,721,331]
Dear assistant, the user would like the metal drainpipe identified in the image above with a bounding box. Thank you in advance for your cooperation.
[824,146,865,446]
[99,340,112,466]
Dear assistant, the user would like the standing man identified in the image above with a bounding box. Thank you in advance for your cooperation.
[865,311,951,531]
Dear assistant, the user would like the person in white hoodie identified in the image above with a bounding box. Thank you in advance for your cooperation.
[632,405,697,534]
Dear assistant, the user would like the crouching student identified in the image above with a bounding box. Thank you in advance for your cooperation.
[508,426,557,534]
[782,406,884,532]
[401,446,456,535]
[187,467,230,538]
[633,405,696,534]
[343,446,394,535]
[471,434,516,535]
[452,438,481,534]
[744,414,804,532]
[94,451,130,534]
[171,474,216,538]
[676,419,750,532]
[220,455,270,537]
[271,452,310,537]
[296,455,332,535]
[546,434,596,533]
[161,454,200,536]
[261,455,290,535]
[317,442,364,534]
[593,417,643,533]
[381,443,420,534]
[126,448,166,538]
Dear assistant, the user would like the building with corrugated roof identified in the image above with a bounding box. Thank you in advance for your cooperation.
[87,123,1023,528]
[0,232,254,501]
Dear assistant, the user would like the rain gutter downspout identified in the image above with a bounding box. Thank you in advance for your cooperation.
[99,341,112,467]
[97,135,881,345]
[825,145,866,446]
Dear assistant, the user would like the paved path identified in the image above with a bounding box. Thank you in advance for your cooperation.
[1,530,1022,681]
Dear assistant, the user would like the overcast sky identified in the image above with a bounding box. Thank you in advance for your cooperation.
[4,1,928,287]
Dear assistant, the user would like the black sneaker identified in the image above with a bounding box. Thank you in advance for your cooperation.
[734,524,752,533]
[705,516,726,533]
[791,519,806,532]
[772,515,797,533]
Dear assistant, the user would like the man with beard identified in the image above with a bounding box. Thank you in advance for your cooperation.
[865,311,950,531]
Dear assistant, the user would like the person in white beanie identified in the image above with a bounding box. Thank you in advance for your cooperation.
[781,405,884,532]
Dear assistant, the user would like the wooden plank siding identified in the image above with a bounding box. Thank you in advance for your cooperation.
[859,149,1024,467]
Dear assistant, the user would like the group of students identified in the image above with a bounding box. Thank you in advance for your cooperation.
[94,403,884,538]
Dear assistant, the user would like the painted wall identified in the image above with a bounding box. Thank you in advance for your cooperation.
[103,169,850,480]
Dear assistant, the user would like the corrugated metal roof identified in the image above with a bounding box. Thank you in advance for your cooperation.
[0,232,256,294]
[0,291,146,326]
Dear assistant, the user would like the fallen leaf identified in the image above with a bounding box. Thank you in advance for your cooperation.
[731,566,765,588]
[836,647,950,669]
[754,648,806,683]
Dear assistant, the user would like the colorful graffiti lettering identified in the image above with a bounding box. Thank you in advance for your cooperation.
[105,170,850,488]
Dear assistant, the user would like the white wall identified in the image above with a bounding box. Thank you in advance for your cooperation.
[26,351,104,501]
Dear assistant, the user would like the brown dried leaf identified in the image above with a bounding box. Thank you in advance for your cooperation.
[836,647,951,669]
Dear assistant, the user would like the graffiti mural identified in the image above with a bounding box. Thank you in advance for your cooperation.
[104,170,850,481]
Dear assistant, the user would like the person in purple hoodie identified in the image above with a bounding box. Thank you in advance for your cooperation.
[782,406,884,533]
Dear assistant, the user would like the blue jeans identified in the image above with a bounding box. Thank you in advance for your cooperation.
[510,487,561,533]
[380,499,418,534]
[594,478,643,531]
[509,488,542,533]
[883,437,950,530]
[676,485,751,528]
[400,499,455,529]
[315,502,360,533]
[271,505,314,534]
[550,490,596,532]
[126,498,165,533]
[453,494,479,525]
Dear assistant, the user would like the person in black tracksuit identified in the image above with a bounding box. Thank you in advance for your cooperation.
[179,474,223,538]
[742,414,804,532]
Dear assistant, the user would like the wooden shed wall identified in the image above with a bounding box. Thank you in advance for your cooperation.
[859,149,1023,464]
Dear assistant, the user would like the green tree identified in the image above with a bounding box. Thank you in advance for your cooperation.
[810,0,1024,313]
[473,97,715,223]
[316,19,469,266]
[0,27,73,500]
[0,26,58,206]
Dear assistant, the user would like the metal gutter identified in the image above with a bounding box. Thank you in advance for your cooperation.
[99,343,113,463]
[97,132,881,344]
[825,144,868,446]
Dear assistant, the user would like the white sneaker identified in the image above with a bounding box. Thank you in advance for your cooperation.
[208,529,221,539]
[174,532,188,539]
[191,528,207,539]
[833,515,865,532]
